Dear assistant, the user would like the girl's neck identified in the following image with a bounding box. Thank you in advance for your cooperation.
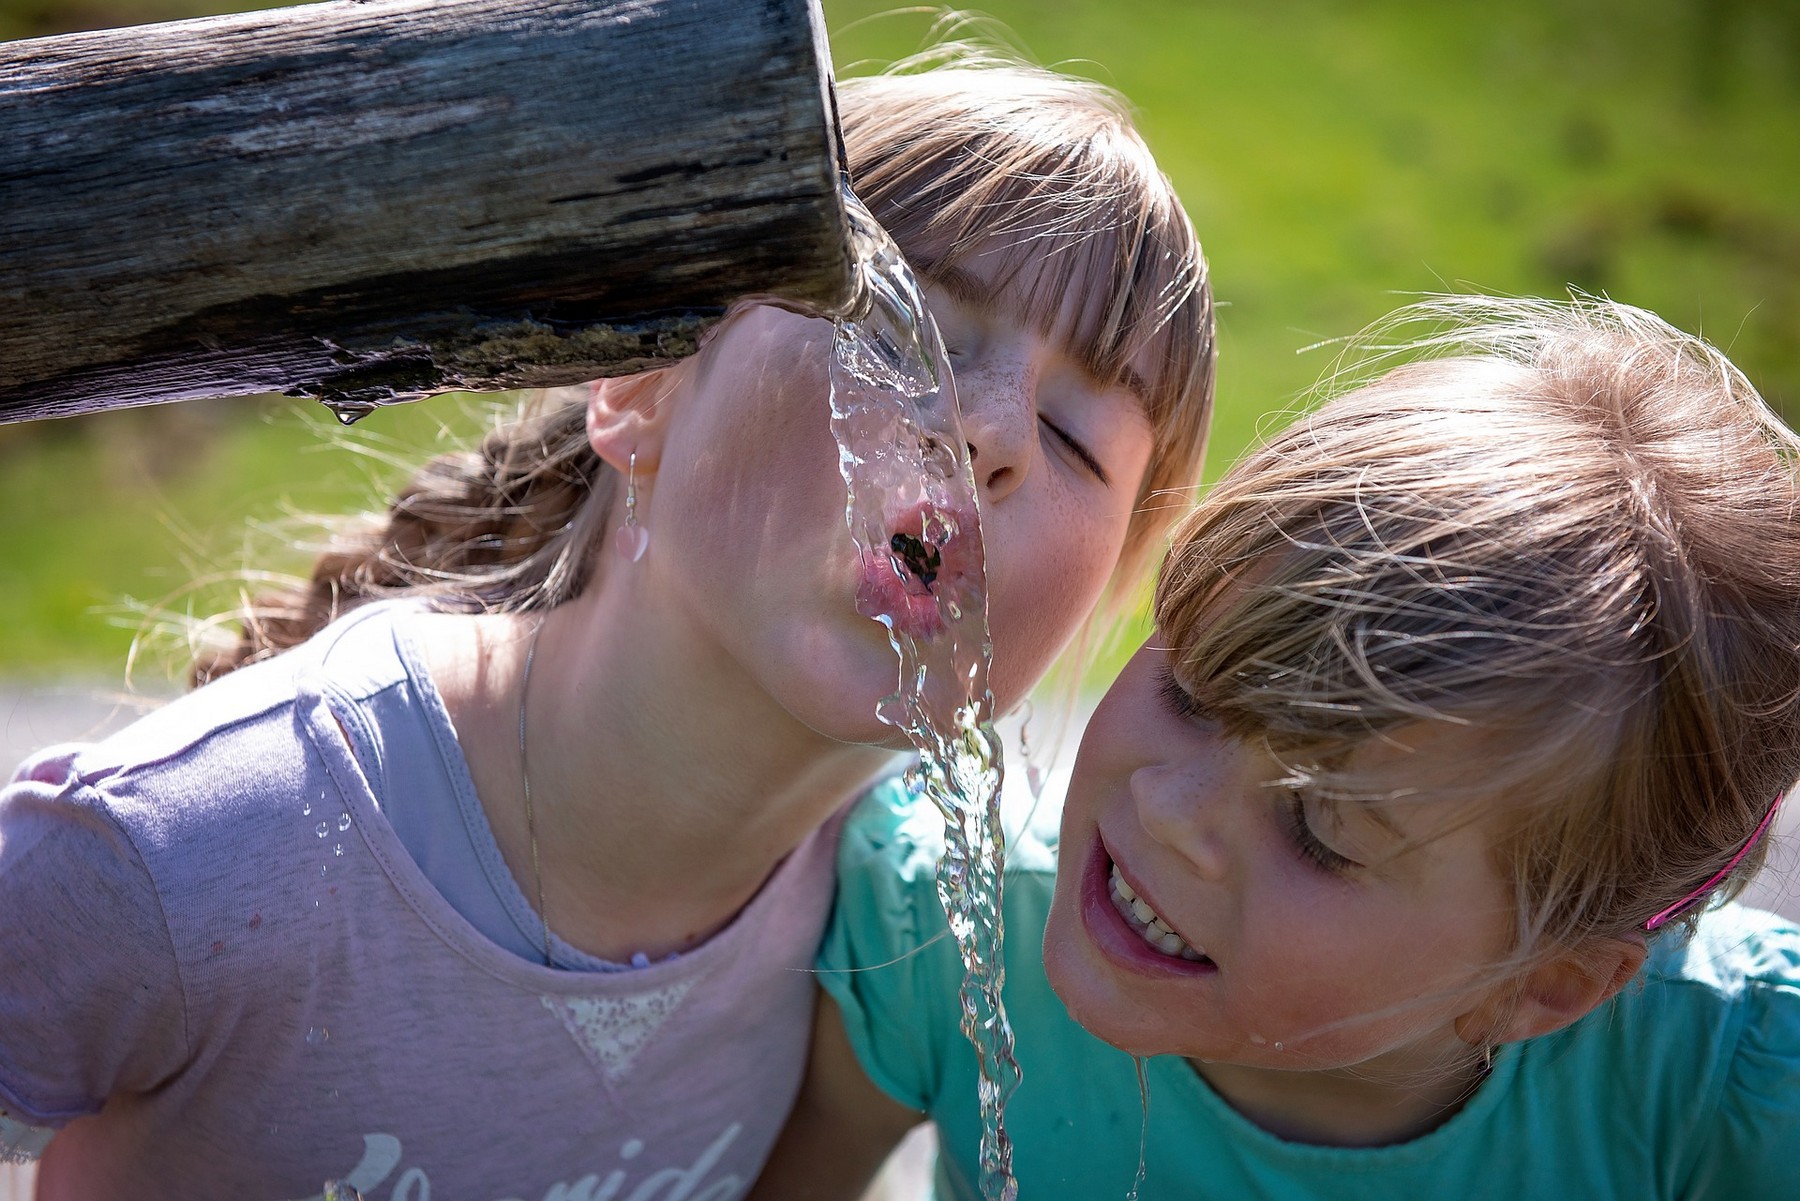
[1188,1045,1491,1149]
[418,599,896,964]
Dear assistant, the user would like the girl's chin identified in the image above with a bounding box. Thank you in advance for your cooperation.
[1042,920,1181,1058]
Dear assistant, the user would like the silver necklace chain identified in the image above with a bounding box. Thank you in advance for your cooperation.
[518,616,553,966]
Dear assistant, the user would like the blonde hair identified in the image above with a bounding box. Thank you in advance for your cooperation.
[192,53,1214,684]
[1155,295,1800,956]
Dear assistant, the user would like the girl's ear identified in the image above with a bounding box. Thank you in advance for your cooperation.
[1461,935,1649,1047]
[586,367,680,473]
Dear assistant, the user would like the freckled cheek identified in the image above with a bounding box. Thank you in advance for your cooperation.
[986,597,1068,713]
[992,501,1116,606]
[992,537,1112,700]
[1228,902,1452,1040]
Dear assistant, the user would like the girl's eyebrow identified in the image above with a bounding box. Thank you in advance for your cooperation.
[929,265,1152,400]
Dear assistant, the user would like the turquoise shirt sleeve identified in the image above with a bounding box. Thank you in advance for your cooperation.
[815,778,960,1114]
[1677,914,1800,1198]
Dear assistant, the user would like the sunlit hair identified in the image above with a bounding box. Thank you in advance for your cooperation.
[187,48,1214,684]
[1155,295,1800,958]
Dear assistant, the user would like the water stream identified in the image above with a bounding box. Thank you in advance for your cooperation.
[827,182,1021,1201]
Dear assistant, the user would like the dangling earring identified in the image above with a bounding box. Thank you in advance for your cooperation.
[615,450,649,562]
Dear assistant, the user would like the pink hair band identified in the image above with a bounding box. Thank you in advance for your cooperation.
[1644,793,1785,932]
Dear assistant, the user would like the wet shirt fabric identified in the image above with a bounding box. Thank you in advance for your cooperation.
[822,780,1800,1201]
[0,601,843,1201]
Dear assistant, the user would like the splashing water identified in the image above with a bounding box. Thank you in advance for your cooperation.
[828,182,1020,1201]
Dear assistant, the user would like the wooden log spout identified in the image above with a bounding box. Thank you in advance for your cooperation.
[0,0,856,424]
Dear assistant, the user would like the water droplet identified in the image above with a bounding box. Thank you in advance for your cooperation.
[321,864,328,875]
[1273,1041,1285,1052]
[302,802,312,816]
[305,1026,330,1046]
[315,821,329,838]
[1250,1033,1267,1046]
[620,1138,644,1160]
[338,812,352,831]
[334,843,344,856]
[322,399,377,426]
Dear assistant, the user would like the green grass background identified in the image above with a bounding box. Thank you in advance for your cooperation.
[3,0,1797,685]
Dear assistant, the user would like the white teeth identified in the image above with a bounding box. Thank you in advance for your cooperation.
[1109,862,1206,962]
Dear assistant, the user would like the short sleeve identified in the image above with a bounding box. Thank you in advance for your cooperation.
[815,778,960,1114]
[1679,919,1800,1198]
[0,749,191,1127]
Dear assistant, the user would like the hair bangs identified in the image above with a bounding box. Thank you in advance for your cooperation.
[1154,407,1667,808]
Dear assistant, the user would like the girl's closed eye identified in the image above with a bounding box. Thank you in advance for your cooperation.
[1041,414,1110,485]
[1157,663,1207,722]
[1283,790,1361,875]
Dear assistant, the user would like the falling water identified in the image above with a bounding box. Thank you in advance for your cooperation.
[1128,1055,1151,1201]
[828,182,1021,1201]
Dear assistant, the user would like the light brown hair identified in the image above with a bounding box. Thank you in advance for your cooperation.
[191,53,1214,684]
[1156,295,1800,954]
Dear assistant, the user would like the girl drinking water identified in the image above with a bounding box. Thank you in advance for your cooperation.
[767,295,1800,1199]
[0,59,1215,1199]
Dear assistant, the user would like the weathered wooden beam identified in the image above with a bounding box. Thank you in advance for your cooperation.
[0,0,854,424]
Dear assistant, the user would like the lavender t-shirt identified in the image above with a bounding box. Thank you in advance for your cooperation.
[0,603,845,1201]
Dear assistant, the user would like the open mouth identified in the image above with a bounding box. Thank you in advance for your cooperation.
[855,503,979,640]
[1108,863,1207,961]
[1081,837,1217,977]
[889,530,943,589]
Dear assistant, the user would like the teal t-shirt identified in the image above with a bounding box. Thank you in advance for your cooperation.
[819,780,1800,1200]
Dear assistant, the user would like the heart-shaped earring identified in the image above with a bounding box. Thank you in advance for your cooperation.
[615,450,649,563]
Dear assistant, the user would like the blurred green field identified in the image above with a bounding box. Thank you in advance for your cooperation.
[3,0,1797,684]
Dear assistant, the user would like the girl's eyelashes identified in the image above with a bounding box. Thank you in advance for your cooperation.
[1284,790,1360,875]
[1040,415,1110,485]
[1157,664,1207,721]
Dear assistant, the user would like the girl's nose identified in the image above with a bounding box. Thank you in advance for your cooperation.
[1132,764,1231,881]
[957,345,1038,504]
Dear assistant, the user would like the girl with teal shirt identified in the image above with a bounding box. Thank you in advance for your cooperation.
[754,296,1800,1200]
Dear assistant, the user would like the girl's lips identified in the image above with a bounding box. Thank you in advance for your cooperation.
[854,503,981,641]
[857,557,946,640]
[1080,832,1218,980]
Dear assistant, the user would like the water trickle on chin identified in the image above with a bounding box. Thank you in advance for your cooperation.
[824,180,1021,1201]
